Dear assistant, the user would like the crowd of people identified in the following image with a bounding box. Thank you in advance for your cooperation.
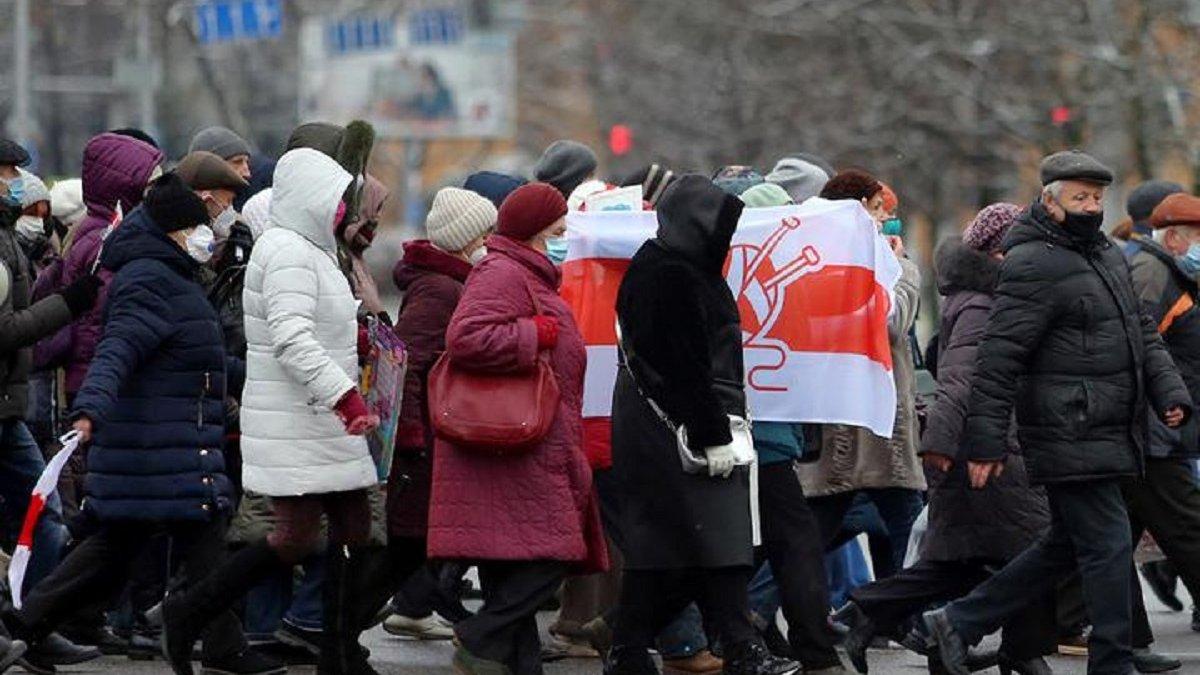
[0,119,1197,675]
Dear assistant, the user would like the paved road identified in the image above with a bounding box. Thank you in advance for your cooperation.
[44,583,1200,674]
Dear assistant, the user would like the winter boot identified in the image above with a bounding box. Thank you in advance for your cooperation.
[721,641,800,675]
[837,602,874,674]
[604,646,659,674]
[452,645,513,675]
[317,545,379,675]
[161,542,283,675]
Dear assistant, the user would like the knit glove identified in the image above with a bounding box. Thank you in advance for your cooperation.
[533,315,558,350]
[704,442,737,478]
[60,274,102,318]
[334,389,379,436]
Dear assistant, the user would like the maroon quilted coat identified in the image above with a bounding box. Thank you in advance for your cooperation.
[387,240,472,539]
[61,133,163,394]
[426,234,607,572]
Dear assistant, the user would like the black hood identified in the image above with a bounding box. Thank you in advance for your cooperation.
[935,236,1000,296]
[1003,201,1109,255]
[654,174,744,273]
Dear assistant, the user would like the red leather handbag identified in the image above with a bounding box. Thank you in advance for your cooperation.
[427,281,561,454]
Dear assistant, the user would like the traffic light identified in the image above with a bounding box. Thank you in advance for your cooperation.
[609,124,632,156]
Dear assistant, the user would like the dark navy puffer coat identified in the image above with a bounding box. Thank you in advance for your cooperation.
[72,206,233,522]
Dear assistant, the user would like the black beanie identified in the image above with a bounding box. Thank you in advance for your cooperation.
[144,173,210,233]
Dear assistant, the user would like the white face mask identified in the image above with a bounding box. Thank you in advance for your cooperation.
[468,245,488,265]
[15,215,44,240]
[211,206,237,239]
[186,224,215,263]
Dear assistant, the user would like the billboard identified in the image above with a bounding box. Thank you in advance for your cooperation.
[299,5,515,139]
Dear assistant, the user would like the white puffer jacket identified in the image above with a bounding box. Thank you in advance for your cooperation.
[240,148,377,496]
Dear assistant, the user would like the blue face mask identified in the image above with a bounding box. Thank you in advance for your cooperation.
[881,217,903,236]
[545,236,568,266]
[1179,243,1200,276]
[3,175,25,205]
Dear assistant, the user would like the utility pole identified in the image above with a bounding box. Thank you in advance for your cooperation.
[136,0,157,135]
[9,0,34,155]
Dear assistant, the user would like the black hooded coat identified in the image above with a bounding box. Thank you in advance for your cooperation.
[610,175,753,570]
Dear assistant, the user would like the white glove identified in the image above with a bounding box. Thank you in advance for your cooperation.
[705,443,737,478]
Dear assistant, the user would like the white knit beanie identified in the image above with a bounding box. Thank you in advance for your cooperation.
[426,187,497,252]
[49,178,85,227]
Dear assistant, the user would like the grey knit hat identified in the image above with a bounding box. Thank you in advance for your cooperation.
[1127,180,1183,223]
[533,140,598,198]
[189,126,252,160]
[765,157,831,203]
[426,187,497,252]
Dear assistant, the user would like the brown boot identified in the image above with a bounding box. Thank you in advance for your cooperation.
[662,649,723,675]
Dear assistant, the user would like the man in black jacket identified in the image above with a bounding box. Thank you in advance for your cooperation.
[923,151,1192,675]
[1125,193,1200,631]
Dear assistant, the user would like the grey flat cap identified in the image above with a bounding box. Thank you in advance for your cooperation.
[1040,150,1114,187]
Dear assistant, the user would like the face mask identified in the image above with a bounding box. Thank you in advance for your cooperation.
[881,217,903,236]
[1058,208,1104,239]
[1179,243,1200,276]
[211,206,237,239]
[545,236,568,266]
[468,245,488,265]
[186,225,215,263]
[3,176,25,205]
[15,215,45,240]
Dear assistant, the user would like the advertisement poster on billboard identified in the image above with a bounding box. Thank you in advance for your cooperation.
[299,5,515,139]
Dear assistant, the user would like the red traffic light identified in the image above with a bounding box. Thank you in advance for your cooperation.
[609,124,633,156]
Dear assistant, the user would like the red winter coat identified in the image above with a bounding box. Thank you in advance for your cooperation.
[386,240,472,539]
[427,235,607,573]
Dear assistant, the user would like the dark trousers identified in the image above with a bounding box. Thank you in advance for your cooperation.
[16,517,245,661]
[757,462,840,669]
[944,480,1132,675]
[809,487,924,579]
[851,558,1057,659]
[613,567,758,655]
[456,560,568,675]
[268,489,371,564]
[1123,458,1200,606]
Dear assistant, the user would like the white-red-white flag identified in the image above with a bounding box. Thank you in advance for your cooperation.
[10,431,82,608]
[561,199,902,465]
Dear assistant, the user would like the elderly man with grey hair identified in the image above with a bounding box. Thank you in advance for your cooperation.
[921,150,1192,675]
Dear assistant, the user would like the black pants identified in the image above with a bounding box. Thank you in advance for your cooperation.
[944,480,1132,675]
[613,567,758,655]
[1123,458,1200,608]
[16,517,245,662]
[808,487,924,579]
[851,558,1057,659]
[757,462,840,669]
[455,560,568,675]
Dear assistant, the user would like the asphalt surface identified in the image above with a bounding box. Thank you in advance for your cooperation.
[31,581,1200,674]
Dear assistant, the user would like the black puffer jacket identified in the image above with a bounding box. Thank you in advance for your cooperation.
[921,237,1049,562]
[962,202,1191,483]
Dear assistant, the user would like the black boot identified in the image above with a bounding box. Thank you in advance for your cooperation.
[836,602,874,674]
[996,653,1052,675]
[317,545,380,675]
[922,610,969,675]
[604,646,659,674]
[161,542,282,675]
[722,640,800,675]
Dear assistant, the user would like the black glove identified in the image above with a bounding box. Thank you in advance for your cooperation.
[60,275,102,318]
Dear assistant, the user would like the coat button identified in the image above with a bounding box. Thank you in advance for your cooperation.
[199,449,209,456]
[201,504,211,511]
[202,476,213,485]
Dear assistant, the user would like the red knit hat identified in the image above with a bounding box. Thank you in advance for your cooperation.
[497,182,568,241]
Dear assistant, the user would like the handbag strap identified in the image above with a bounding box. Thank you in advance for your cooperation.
[522,276,544,316]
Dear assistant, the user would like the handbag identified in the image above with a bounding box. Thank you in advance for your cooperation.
[616,321,755,474]
[427,279,560,454]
